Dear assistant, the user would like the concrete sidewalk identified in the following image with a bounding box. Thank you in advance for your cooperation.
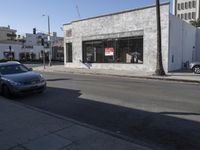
[33,65,200,84]
[0,98,151,150]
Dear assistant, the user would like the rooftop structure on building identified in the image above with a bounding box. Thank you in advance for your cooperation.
[0,26,17,42]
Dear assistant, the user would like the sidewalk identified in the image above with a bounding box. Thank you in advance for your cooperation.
[0,98,151,150]
[33,65,200,84]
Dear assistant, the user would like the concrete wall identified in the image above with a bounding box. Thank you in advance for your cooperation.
[64,3,170,74]
[169,14,197,71]
[196,28,200,61]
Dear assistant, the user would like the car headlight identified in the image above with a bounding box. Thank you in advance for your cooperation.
[2,77,21,86]
[39,74,45,82]
[10,80,22,86]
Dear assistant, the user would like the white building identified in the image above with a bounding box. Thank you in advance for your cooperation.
[63,2,200,74]
[173,0,200,22]
[0,27,64,61]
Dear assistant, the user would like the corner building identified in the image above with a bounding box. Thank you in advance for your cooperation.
[64,3,200,74]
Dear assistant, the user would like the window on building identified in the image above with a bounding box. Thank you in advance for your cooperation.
[185,13,188,20]
[189,1,192,8]
[66,29,72,37]
[181,14,184,19]
[178,3,181,10]
[188,13,192,19]
[66,43,72,62]
[181,3,184,9]
[177,14,180,18]
[83,40,104,63]
[185,2,188,9]
[83,36,143,64]
[192,1,196,8]
[192,12,196,19]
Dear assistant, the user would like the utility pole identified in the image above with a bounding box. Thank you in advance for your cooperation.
[155,0,166,76]
[76,5,81,19]
[47,15,52,67]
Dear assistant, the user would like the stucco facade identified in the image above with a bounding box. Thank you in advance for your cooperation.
[64,2,200,74]
[64,3,170,74]
[169,14,198,71]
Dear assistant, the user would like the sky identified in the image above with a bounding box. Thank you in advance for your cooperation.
[0,0,172,37]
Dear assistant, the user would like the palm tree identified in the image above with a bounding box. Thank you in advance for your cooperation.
[190,19,200,27]
[155,0,166,76]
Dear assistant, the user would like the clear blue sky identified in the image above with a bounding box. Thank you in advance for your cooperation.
[0,0,171,36]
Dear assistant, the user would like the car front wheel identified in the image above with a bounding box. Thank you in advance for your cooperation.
[2,85,12,98]
[193,66,200,74]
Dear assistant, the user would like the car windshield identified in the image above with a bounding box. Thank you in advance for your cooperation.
[0,64,29,75]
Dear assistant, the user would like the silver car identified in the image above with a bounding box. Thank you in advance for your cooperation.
[190,62,200,74]
[0,62,46,98]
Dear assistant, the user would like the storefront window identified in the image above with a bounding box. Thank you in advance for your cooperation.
[83,36,143,64]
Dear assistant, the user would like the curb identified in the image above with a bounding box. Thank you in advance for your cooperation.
[34,68,200,84]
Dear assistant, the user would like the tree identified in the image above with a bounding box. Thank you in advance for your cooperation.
[155,0,166,76]
[190,19,200,27]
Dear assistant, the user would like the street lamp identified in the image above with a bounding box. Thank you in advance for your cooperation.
[42,14,52,66]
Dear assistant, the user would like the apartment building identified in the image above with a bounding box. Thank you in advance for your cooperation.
[173,0,200,22]
[0,26,17,41]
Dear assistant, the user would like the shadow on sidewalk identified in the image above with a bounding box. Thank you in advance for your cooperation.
[8,87,200,150]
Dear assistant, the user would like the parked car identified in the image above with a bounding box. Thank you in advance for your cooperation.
[190,62,200,74]
[0,61,46,98]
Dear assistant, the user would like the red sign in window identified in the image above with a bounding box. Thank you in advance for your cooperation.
[105,48,114,56]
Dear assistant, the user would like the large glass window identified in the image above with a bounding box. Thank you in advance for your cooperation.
[83,40,104,63]
[83,36,143,64]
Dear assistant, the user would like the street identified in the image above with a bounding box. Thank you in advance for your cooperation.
[11,72,200,149]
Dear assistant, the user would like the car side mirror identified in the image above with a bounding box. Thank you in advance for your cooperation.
[29,68,33,71]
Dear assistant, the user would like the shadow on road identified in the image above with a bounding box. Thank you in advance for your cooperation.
[10,87,200,150]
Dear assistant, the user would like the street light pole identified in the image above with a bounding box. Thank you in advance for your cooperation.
[9,46,12,61]
[43,14,52,67]
[47,15,52,67]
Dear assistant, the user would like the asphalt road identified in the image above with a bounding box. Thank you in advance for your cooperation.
[13,72,200,149]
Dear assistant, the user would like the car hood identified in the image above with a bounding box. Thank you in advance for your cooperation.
[191,62,200,64]
[2,71,41,83]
